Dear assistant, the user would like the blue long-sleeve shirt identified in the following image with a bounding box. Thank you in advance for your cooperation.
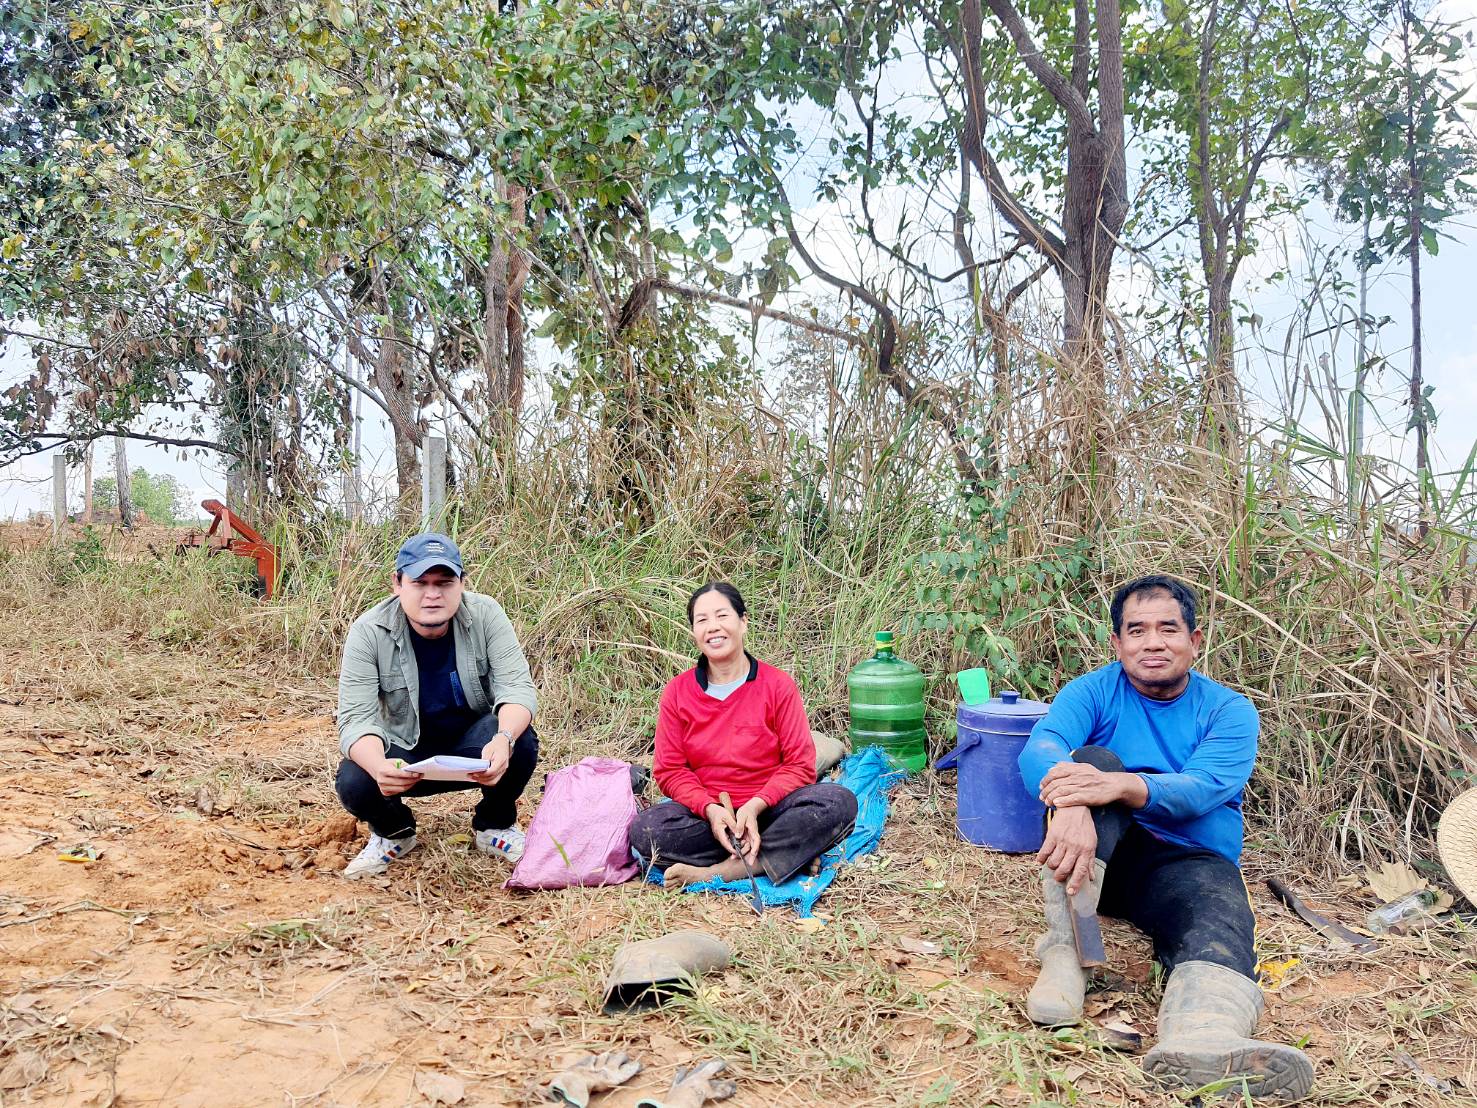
[1018,662,1258,864]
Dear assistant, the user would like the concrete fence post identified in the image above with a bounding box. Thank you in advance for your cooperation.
[421,434,446,529]
[53,453,67,540]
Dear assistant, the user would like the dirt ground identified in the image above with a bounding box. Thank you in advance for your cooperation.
[2,531,1475,1106]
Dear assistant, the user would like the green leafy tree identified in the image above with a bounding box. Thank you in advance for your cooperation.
[1129,0,1363,458]
[7,0,767,521]
[1336,0,1477,529]
[92,467,188,523]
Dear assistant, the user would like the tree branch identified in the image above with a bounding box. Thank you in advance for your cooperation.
[0,328,98,352]
[1003,262,1052,313]
[25,429,235,456]
[1095,0,1126,157]
[723,113,985,486]
[775,200,983,489]
[949,1,1068,266]
[981,0,1095,133]
[1232,115,1292,232]
[423,330,493,444]
[330,364,392,420]
[1071,0,1092,101]
[619,278,864,345]
[310,288,395,420]
[542,163,618,337]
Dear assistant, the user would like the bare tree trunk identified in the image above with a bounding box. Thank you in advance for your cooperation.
[954,0,1126,517]
[320,271,422,521]
[348,348,364,522]
[113,435,134,530]
[484,178,530,414]
[1056,0,1127,359]
[495,0,527,425]
[362,268,423,521]
[1055,0,1127,519]
[1204,271,1240,451]
[1408,191,1428,535]
[1192,0,1234,456]
[373,322,422,520]
[506,182,529,416]
[485,191,510,408]
[226,468,246,514]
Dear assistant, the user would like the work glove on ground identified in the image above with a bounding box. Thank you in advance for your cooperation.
[634,1059,737,1108]
[545,1051,643,1107]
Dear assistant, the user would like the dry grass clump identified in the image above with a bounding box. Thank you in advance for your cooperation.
[0,991,118,1101]
[8,398,1475,874]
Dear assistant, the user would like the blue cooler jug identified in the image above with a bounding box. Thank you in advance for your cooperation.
[935,690,1049,852]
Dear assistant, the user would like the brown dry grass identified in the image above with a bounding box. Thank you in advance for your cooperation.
[1,527,1475,1106]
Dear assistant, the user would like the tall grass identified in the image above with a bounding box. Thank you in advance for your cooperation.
[7,379,1474,874]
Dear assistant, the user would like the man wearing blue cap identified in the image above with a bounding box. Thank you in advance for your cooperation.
[333,532,539,879]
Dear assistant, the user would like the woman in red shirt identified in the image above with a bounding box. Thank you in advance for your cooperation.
[629,582,858,886]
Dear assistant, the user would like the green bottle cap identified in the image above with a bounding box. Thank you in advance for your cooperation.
[875,631,894,646]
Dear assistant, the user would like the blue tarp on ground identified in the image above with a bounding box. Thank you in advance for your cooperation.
[645,746,906,917]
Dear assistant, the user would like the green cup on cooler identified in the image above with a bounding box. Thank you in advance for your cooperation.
[956,667,991,706]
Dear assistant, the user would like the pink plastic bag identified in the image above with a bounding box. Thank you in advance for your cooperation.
[504,756,640,889]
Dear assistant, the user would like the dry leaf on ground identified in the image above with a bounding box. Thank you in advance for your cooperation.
[413,1070,466,1105]
[898,936,941,955]
[1364,860,1455,914]
[1259,956,1300,990]
[1365,860,1426,902]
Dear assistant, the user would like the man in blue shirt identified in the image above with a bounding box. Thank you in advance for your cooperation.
[1017,576,1312,1101]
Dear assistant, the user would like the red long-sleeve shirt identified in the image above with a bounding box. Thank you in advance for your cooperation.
[653,657,817,814]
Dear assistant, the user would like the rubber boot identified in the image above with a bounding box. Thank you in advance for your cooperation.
[1143,959,1314,1101]
[1025,861,1103,1027]
[602,931,731,1013]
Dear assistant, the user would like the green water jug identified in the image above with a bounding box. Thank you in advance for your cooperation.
[847,631,927,772]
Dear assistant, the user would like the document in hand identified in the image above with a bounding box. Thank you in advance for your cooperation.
[399,754,489,782]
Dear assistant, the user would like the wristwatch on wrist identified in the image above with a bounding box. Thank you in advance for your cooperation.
[494,728,515,743]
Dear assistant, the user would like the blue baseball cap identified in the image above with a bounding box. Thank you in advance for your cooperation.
[395,533,464,579]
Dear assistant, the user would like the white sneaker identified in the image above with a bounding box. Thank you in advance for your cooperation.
[343,832,417,879]
[474,827,525,863]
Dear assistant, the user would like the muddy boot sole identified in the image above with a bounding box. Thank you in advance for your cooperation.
[1144,1041,1314,1102]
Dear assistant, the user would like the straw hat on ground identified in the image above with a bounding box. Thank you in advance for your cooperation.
[1437,786,1477,908]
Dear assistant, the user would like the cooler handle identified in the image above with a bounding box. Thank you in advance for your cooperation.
[933,729,983,772]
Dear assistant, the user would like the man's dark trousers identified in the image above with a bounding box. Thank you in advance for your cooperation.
[1072,746,1257,979]
[630,782,858,884]
[335,715,538,838]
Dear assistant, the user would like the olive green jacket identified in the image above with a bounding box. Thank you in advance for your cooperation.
[335,592,538,757]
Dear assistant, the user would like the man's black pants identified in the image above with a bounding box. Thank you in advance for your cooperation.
[1071,746,1257,980]
[334,715,539,838]
[629,782,858,884]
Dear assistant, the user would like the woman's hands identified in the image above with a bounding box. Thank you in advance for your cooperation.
[704,801,740,855]
[731,797,766,864]
[705,794,766,864]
